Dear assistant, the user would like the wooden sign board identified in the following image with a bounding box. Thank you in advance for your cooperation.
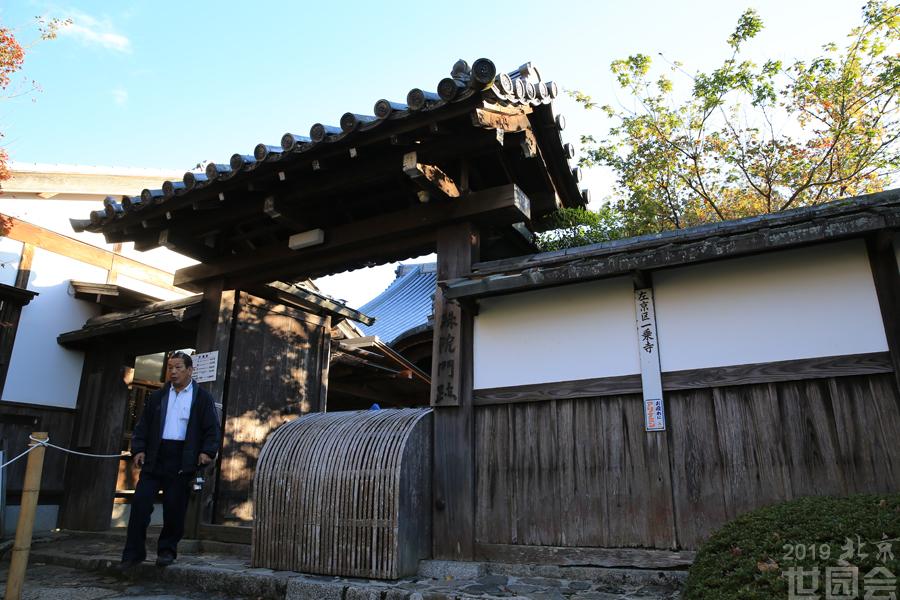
[635,288,666,431]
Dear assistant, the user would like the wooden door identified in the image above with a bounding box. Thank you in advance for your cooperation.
[214,293,329,523]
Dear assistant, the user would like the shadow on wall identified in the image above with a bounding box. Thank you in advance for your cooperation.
[214,295,326,523]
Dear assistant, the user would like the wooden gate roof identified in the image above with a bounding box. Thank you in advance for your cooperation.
[71,59,585,292]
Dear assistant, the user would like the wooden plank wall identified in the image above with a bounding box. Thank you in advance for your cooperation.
[214,293,328,523]
[0,402,74,506]
[58,346,130,531]
[474,372,900,551]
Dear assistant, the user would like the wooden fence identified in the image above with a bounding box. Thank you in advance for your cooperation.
[473,371,900,554]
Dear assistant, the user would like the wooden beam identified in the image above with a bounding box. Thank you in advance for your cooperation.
[448,207,900,300]
[174,184,530,291]
[866,232,900,393]
[431,221,479,561]
[1,213,186,294]
[263,196,308,230]
[158,229,220,262]
[244,282,348,326]
[186,281,239,536]
[2,170,179,197]
[472,352,893,406]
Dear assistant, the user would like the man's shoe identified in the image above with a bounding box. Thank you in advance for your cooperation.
[117,559,141,572]
[155,551,175,567]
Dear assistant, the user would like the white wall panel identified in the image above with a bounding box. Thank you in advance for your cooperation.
[115,273,185,302]
[0,237,23,286]
[3,248,104,408]
[654,240,887,372]
[474,277,638,389]
[0,198,107,247]
[0,197,195,276]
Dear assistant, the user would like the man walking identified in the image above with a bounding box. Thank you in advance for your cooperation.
[120,351,221,568]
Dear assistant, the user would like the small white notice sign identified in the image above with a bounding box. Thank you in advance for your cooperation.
[191,351,218,383]
[635,288,666,431]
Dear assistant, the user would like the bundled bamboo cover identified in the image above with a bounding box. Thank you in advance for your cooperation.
[251,408,432,579]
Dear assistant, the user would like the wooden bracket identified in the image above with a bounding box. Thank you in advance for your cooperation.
[403,151,461,202]
[263,196,307,231]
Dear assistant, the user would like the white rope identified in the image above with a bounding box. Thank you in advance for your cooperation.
[29,435,128,459]
[0,444,40,469]
[0,435,129,469]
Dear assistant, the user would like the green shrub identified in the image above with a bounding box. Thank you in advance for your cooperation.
[682,494,900,600]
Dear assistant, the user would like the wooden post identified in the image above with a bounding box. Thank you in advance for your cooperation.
[431,222,480,560]
[866,232,900,393]
[185,280,238,538]
[4,432,47,600]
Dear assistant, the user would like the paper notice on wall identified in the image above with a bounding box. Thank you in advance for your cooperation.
[192,351,218,383]
[635,288,666,431]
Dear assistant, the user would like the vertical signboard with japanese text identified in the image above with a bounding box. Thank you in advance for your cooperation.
[635,288,666,431]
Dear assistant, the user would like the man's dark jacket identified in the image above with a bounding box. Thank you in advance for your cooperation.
[131,381,220,474]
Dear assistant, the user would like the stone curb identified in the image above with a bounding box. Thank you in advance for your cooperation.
[484,562,688,587]
[29,549,288,599]
[28,546,686,600]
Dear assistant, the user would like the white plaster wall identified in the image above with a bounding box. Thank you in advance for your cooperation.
[0,237,23,286]
[0,196,197,276]
[0,197,107,247]
[115,273,187,302]
[3,248,104,408]
[474,277,639,389]
[653,240,888,372]
[118,242,198,271]
[4,505,58,535]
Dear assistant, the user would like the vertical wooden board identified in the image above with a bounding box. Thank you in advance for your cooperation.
[636,400,677,548]
[0,405,73,500]
[475,405,513,544]
[599,394,675,548]
[58,346,129,531]
[666,388,729,549]
[828,375,890,494]
[431,222,479,560]
[745,383,792,506]
[536,400,562,546]
[571,397,608,547]
[711,386,768,520]
[555,399,578,547]
[866,374,900,488]
[599,396,630,547]
[778,379,848,498]
[510,400,558,545]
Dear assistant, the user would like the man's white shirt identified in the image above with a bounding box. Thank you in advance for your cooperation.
[162,381,193,441]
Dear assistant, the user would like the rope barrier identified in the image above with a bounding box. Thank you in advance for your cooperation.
[0,435,129,470]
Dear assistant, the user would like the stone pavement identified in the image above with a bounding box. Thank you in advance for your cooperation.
[8,530,684,599]
[0,562,239,600]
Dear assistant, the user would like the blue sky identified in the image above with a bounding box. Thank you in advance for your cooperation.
[0,0,868,305]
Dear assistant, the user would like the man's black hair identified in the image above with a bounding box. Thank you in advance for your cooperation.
[169,351,193,368]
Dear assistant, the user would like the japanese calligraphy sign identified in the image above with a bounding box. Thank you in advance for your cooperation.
[634,288,666,431]
[191,351,219,383]
[431,300,462,407]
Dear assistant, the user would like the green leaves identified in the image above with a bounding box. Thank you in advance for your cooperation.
[556,1,900,249]
[728,9,764,49]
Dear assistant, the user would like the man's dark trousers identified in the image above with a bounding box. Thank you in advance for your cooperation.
[122,440,190,562]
